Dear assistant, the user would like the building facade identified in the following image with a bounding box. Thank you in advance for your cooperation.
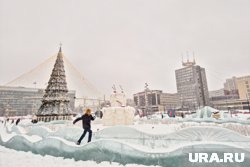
[0,86,75,117]
[209,75,250,111]
[223,76,239,96]
[236,75,250,100]
[175,59,210,110]
[133,89,179,115]
[224,76,238,91]
[160,93,179,110]
[134,90,163,115]
[223,75,250,100]
[211,98,250,111]
[209,89,225,98]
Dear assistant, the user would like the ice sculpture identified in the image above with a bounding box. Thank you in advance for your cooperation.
[102,85,135,126]
[192,106,227,119]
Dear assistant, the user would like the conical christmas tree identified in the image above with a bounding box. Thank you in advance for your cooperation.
[36,46,72,121]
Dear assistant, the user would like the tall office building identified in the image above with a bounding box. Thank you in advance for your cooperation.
[175,58,209,109]
[235,75,250,100]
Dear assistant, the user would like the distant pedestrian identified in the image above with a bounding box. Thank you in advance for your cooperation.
[181,112,184,118]
[73,108,95,145]
[31,119,38,123]
[16,118,21,125]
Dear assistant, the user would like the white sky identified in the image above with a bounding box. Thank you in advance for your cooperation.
[0,0,249,97]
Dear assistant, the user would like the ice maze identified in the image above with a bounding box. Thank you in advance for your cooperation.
[1,122,250,167]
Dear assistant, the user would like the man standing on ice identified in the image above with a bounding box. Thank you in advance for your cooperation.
[73,108,95,145]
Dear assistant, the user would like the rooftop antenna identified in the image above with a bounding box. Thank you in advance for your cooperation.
[182,51,196,67]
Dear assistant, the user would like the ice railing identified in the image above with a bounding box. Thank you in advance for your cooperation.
[3,123,250,148]
[135,119,250,136]
[7,119,250,137]
[1,122,250,167]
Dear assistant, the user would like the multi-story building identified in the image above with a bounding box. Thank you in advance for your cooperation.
[175,59,210,110]
[209,75,250,111]
[160,93,179,110]
[133,87,179,116]
[211,98,250,111]
[0,86,75,116]
[134,90,163,115]
[222,75,250,99]
[209,89,225,98]
[236,75,250,100]
[223,77,239,96]
[224,77,238,92]
[209,88,239,105]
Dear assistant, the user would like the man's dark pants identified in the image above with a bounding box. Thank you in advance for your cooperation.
[78,128,92,143]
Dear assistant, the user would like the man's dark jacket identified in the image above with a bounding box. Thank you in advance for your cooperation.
[73,114,95,129]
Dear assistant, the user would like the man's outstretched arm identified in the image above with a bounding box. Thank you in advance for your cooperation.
[73,117,82,124]
[91,115,96,121]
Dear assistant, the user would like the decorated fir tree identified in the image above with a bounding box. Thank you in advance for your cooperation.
[37,46,72,121]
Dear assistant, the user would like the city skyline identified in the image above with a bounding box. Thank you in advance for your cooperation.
[0,0,250,97]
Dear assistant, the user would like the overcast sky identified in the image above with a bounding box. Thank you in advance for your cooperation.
[0,0,249,97]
